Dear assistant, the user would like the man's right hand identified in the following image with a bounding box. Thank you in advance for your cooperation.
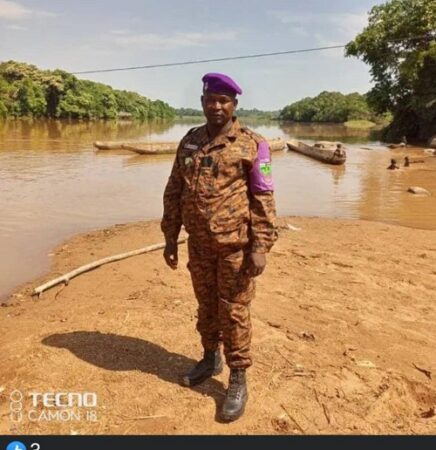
[163,241,178,270]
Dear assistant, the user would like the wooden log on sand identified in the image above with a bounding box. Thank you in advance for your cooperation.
[33,237,187,296]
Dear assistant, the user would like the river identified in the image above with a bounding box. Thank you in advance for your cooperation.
[1,119,435,301]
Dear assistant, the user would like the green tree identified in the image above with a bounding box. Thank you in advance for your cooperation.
[0,60,176,121]
[346,0,436,141]
[16,79,47,117]
[57,90,94,119]
[0,99,7,118]
[279,91,373,123]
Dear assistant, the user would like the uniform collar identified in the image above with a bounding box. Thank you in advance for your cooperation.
[225,117,241,139]
[201,117,241,141]
[194,117,241,151]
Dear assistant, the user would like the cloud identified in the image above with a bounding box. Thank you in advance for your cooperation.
[267,11,368,41]
[110,29,130,35]
[0,0,30,19]
[0,0,56,20]
[6,23,26,30]
[107,31,238,49]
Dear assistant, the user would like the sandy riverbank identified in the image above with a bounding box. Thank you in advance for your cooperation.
[1,217,435,434]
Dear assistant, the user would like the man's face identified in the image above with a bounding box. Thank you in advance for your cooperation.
[201,92,237,126]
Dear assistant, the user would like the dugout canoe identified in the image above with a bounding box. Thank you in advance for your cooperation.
[93,141,126,150]
[268,138,285,152]
[94,138,286,154]
[387,142,407,149]
[94,141,178,153]
[286,139,346,165]
[122,142,179,155]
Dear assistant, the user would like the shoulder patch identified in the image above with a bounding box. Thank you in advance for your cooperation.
[249,140,274,193]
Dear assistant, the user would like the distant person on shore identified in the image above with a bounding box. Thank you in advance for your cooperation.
[387,158,400,170]
[161,72,277,422]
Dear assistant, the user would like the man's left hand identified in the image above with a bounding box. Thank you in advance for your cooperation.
[248,252,266,277]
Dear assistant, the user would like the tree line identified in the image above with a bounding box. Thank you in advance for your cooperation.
[0,61,175,120]
[279,91,383,123]
[175,107,278,119]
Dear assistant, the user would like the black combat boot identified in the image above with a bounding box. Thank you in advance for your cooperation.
[220,368,248,422]
[181,350,223,387]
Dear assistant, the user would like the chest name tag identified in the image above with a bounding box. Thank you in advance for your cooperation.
[183,144,198,151]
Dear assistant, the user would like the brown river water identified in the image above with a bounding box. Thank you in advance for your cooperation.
[1,119,435,301]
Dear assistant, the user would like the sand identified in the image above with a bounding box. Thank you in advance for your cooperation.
[1,217,435,435]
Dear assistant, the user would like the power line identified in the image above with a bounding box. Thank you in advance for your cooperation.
[72,34,435,75]
[72,44,346,74]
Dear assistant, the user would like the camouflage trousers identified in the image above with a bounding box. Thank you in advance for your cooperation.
[187,236,255,369]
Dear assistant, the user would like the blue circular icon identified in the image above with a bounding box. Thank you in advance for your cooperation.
[6,441,27,450]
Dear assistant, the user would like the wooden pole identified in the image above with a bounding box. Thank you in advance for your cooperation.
[33,237,187,297]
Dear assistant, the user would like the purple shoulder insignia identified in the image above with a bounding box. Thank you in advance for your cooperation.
[249,140,274,193]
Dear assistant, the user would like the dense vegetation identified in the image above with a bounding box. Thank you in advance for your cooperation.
[279,91,381,123]
[346,0,436,142]
[0,61,175,120]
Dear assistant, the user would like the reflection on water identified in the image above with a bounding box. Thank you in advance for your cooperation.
[278,122,383,143]
[0,119,175,151]
[1,119,435,301]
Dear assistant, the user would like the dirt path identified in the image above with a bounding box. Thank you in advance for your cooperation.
[1,217,435,434]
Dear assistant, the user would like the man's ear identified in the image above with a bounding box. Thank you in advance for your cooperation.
[200,95,204,106]
[234,98,238,109]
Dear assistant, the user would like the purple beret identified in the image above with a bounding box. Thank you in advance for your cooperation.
[202,72,242,96]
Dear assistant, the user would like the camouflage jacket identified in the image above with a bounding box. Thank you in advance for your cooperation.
[161,118,278,253]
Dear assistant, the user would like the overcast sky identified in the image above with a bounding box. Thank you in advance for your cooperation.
[0,0,384,110]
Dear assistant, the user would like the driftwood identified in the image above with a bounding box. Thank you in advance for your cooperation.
[33,237,187,297]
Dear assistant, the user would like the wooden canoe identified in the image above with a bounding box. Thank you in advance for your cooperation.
[286,139,346,165]
[94,138,286,154]
[387,143,407,149]
[122,142,178,155]
[94,141,178,153]
[94,141,126,150]
[268,138,285,152]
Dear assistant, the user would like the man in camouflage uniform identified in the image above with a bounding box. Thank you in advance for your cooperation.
[161,72,277,422]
